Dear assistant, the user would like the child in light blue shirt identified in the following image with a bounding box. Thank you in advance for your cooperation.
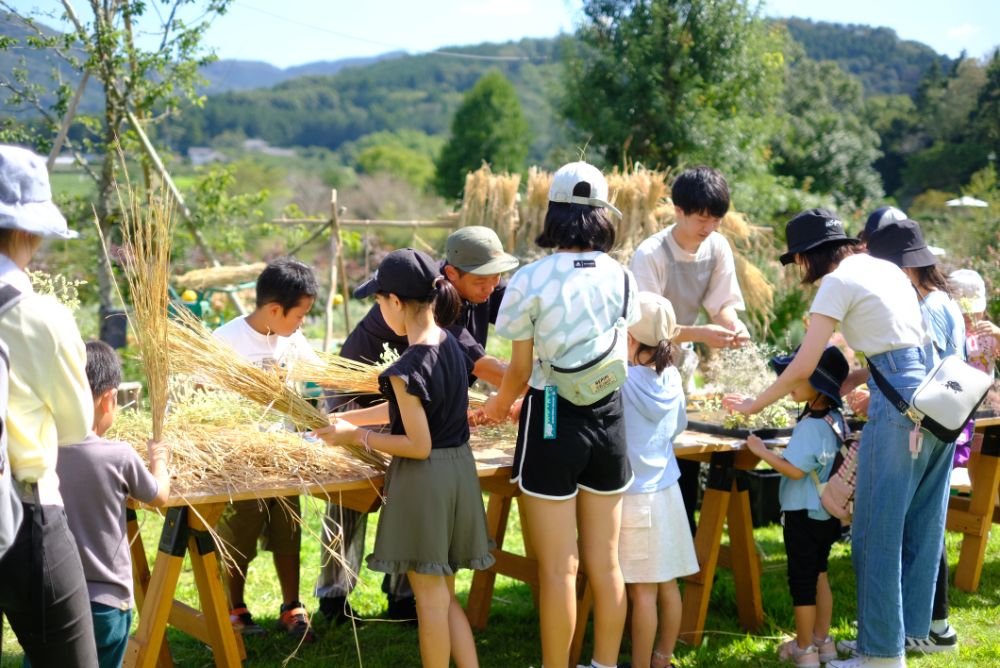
[744,345,850,667]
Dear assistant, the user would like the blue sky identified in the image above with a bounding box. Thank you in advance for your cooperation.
[9,1,999,68]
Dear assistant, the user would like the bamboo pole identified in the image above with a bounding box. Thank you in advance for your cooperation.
[323,191,339,352]
[271,218,458,229]
[46,71,89,173]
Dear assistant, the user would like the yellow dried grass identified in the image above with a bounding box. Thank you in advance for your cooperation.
[458,163,521,251]
[172,262,266,291]
[166,310,387,469]
[109,183,174,441]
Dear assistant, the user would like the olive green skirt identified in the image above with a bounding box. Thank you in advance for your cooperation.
[367,444,495,576]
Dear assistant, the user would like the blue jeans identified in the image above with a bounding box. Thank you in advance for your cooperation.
[853,347,956,658]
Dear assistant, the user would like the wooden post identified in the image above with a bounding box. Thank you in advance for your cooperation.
[324,191,339,352]
[46,71,89,173]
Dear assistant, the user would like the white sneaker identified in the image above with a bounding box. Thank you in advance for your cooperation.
[905,626,958,653]
[836,639,858,656]
[828,655,905,667]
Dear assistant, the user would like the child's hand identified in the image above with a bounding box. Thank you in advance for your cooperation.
[467,408,494,427]
[508,397,524,422]
[744,434,767,456]
[147,439,170,466]
[974,319,1000,342]
[847,387,870,417]
[482,394,509,423]
[722,393,756,415]
[312,418,359,446]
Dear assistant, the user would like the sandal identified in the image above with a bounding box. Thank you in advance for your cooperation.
[277,601,317,643]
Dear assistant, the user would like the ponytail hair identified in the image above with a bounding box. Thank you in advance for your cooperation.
[432,276,461,327]
[632,339,675,375]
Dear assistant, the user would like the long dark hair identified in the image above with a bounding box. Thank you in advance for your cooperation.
[911,265,950,295]
[632,339,675,375]
[798,241,860,285]
[380,277,461,328]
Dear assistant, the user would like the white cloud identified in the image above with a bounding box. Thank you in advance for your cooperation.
[946,24,979,40]
[460,0,534,18]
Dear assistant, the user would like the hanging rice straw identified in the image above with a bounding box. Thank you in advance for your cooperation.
[114,182,174,441]
[166,309,387,469]
[173,262,266,291]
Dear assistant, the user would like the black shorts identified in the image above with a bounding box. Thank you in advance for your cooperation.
[512,387,633,499]
[783,509,842,606]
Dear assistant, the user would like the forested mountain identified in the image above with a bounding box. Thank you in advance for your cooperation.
[161,38,566,163]
[200,52,406,94]
[783,18,954,97]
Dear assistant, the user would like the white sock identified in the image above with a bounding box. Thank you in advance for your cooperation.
[930,618,950,634]
[591,661,616,668]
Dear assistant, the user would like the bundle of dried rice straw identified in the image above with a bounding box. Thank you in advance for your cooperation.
[286,350,488,407]
[110,183,174,440]
[167,310,386,469]
[172,262,266,291]
[110,390,380,499]
[458,163,521,251]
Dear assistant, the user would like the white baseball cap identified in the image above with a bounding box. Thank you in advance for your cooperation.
[548,161,622,218]
[0,145,77,240]
[948,269,987,313]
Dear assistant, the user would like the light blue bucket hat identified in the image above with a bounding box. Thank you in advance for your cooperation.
[0,145,77,239]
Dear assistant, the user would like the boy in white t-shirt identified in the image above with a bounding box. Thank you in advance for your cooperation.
[212,257,321,642]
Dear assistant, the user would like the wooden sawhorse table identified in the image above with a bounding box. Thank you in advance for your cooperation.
[674,439,764,646]
[465,434,766,662]
[123,444,517,668]
[946,418,1000,592]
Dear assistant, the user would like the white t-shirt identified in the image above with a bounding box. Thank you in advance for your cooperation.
[212,316,320,371]
[629,226,745,318]
[810,254,926,356]
[495,251,640,390]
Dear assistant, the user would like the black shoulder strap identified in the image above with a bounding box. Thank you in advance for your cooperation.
[0,284,21,313]
[867,360,912,417]
[621,267,630,320]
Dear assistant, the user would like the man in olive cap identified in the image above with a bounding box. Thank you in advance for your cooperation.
[314,226,519,624]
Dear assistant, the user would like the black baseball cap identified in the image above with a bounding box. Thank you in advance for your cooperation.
[780,208,859,265]
[353,248,441,299]
[861,206,907,242]
[770,345,849,408]
[866,218,938,269]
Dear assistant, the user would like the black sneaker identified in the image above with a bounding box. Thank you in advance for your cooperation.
[905,625,958,653]
[319,596,357,626]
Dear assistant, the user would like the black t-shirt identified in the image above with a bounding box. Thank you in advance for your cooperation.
[378,331,473,449]
[335,277,506,390]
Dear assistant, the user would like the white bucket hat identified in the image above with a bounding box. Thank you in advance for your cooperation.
[948,269,987,313]
[548,161,622,218]
[0,145,77,239]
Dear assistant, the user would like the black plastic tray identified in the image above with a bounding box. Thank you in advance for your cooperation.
[685,419,793,440]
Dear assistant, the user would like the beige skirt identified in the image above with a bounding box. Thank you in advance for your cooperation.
[619,483,699,583]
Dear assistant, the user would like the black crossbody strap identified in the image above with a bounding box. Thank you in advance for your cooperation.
[0,283,22,313]
[867,361,912,416]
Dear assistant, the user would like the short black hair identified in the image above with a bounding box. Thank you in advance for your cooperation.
[85,340,122,399]
[537,183,616,252]
[255,257,319,314]
[671,166,730,218]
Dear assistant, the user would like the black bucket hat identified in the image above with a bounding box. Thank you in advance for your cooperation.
[861,206,907,242]
[354,248,441,299]
[780,208,859,265]
[866,218,938,269]
[769,345,849,408]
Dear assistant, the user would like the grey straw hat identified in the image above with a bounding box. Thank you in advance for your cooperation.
[0,145,77,240]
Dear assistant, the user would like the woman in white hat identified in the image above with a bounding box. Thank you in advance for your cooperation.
[0,145,97,665]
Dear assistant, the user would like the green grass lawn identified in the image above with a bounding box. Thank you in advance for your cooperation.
[3,494,999,667]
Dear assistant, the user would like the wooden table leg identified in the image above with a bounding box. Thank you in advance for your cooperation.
[128,508,174,668]
[952,425,1000,591]
[679,451,735,647]
[124,507,189,668]
[187,504,245,667]
[466,491,513,629]
[726,481,764,632]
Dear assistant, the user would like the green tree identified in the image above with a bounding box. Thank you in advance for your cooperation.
[561,0,786,175]
[434,70,530,199]
[772,53,884,206]
[0,2,231,311]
